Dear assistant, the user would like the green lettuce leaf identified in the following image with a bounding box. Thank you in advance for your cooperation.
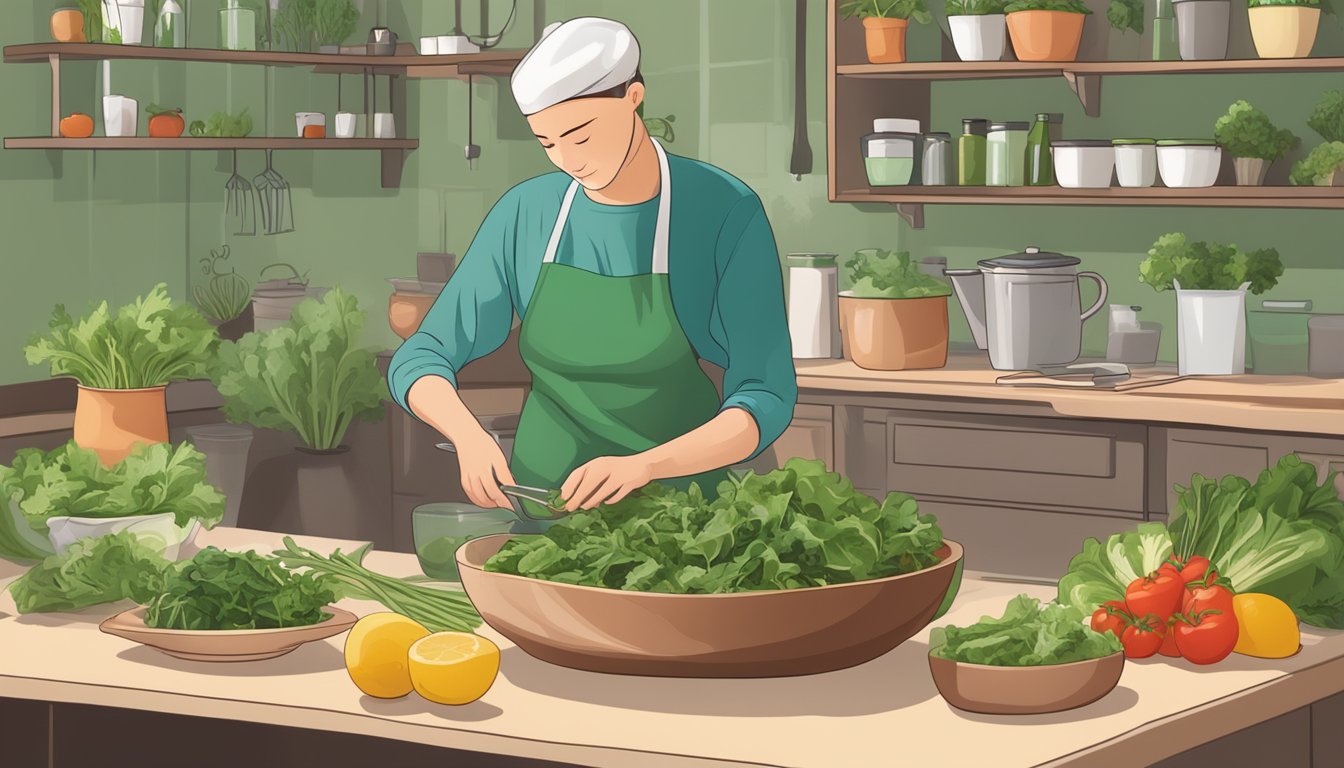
[7,531,170,613]
[930,595,1121,666]
[1056,522,1173,616]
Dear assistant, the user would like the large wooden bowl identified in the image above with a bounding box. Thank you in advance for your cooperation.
[456,535,963,678]
[928,651,1125,715]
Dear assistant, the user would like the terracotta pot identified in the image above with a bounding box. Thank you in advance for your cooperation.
[839,294,949,371]
[1232,156,1271,186]
[1248,6,1319,59]
[389,292,436,339]
[1005,10,1086,62]
[73,385,170,466]
[51,9,86,42]
[862,17,910,64]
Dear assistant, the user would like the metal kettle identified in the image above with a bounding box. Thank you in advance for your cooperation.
[367,26,398,55]
[945,246,1108,371]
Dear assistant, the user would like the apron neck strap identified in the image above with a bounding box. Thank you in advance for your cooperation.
[542,138,672,275]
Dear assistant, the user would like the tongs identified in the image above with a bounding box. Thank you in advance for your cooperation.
[436,442,570,521]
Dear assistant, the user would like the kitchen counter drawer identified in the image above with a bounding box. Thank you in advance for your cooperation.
[886,411,1146,513]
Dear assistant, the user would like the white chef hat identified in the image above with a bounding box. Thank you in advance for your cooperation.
[511,17,641,116]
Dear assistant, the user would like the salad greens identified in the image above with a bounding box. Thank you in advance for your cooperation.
[1056,522,1173,617]
[930,595,1121,666]
[485,459,947,593]
[1290,142,1344,186]
[7,532,169,613]
[1170,455,1344,629]
[275,537,482,633]
[188,108,254,138]
[0,441,224,561]
[1138,232,1284,294]
[145,548,337,630]
[24,283,218,390]
[213,289,386,451]
[847,249,953,300]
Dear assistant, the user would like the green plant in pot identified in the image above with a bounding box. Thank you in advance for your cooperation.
[312,0,361,52]
[193,245,254,342]
[840,0,933,65]
[1139,233,1284,375]
[75,0,103,42]
[946,0,1010,62]
[24,284,218,467]
[839,249,952,371]
[1213,100,1298,186]
[1248,0,1330,58]
[1003,0,1093,62]
[1292,90,1344,186]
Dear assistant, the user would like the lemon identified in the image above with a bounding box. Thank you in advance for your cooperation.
[1233,593,1301,659]
[408,631,501,705]
[344,613,431,698]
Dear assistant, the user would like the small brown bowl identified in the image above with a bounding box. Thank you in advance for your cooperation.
[928,651,1125,715]
[100,606,358,662]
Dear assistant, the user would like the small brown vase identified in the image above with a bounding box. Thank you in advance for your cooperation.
[73,385,170,466]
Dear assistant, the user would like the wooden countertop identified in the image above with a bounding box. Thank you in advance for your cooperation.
[3,527,1343,768]
[796,355,1344,435]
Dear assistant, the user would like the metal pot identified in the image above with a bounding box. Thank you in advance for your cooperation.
[945,246,1107,371]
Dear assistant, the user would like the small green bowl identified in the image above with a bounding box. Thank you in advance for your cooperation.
[413,503,518,581]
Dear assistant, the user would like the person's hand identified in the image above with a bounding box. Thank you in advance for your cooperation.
[560,455,654,511]
[454,431,516,510]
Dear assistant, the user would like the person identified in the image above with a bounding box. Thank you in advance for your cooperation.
[389,17,796,515]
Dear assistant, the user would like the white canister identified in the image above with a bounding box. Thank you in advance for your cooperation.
[420,36,440,55]
[1175,280,1250,375]
[103,95,139,136]
[295,112,325,137]
[1113,139,1158,187]
[1157,140,1222,187]
[437,35,481,54]
[1051,140,1115,188]
[334,112,357,139]
[787,253,841,359]
[374,112,396,139]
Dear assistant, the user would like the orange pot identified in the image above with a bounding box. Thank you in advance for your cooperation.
[389,293,436,339]
[51,9,86,43]
[1248,6,1319,58]
[862,17,910,64]
[839,294,949,371]
[1006,10,1086,62]
[73,385,170,466]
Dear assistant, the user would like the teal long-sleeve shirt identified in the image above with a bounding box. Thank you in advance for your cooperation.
[388,152,798,460]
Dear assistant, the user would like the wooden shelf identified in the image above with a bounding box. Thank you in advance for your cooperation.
[4,137,418,150]
[2,42,524,79]
[836,186,1344,209]
[836,57,1344,80]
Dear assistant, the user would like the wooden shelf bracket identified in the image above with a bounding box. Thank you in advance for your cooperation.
[1062,72,1102,117]
[895,203,924,229]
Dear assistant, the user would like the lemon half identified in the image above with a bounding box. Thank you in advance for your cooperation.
[408,631,501,705]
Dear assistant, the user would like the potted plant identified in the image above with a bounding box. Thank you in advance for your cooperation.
[1248,0,1326,58]
[840,0,934,64]
[24,284,218,467]
[75,0,103,42]
[946,0,1010,61]
[1106,0,1144,58]
[1172,0,1231,60]
[1290,90,1344,186]
[193,245,255,341]
[1213,100,1298,185]
[212,289,386,540]
[313,0,361,53]
[839,249,952,370]
[1004,0,1093,62]
[1139,233,1284,375]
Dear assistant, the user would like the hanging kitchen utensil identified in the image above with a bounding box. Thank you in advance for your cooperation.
[253,150,294,235]
[224,150,256,236]
[789,0,812,180]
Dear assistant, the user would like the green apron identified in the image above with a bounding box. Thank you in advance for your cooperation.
[509,139,726,519]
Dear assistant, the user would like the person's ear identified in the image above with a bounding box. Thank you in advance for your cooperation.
[627,81,645,111]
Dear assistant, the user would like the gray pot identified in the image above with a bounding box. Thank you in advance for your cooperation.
[1233,157,1270,186]
[1173,0,1230,60]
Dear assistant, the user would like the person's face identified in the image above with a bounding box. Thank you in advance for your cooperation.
[526,83,645,191]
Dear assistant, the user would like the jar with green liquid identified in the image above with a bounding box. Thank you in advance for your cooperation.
[958,119,989,186]
[1026,113,1055,186]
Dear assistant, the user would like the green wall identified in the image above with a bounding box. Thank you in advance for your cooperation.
[2,0,1341,385]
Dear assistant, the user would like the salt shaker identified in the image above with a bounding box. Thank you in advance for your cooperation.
[787,253,840,359]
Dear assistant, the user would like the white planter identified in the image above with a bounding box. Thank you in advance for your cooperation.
[1114,142,1157,187]
[948,14,1007,62]
[1052,141,1115,188]
[1175,280,1250,375]
[1157,142,1222,187]
[45,512,193,560]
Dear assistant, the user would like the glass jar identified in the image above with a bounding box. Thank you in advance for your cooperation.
[412,503,519,581]
[862,131,920,186]
[1026,113,1055,186]
[958,118,989,186]
[155,0,186,48]
[220,0,256,51]
[920,132,951,185]
[987,122,1029,186]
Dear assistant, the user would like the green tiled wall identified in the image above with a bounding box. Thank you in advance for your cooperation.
[2,0,1341,384]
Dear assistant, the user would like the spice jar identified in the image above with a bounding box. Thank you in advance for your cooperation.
[920,132,951,185]
[861,118,922,187]
[987,122,1029,186]
[787,254,841,359]
[958,119,989,186]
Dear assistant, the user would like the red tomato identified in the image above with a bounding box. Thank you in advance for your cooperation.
[1121,614,1167,659]
[1091,600,1130,640]
[1170,555,1219,585]
[1174,609,1239,665]
[1126,565,1183,622]
[1183,581,1235,617]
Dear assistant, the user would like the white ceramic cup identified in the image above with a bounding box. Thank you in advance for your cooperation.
[420,35,439,55]
[295,111,325,137]
[374,112,396,139]
[334,112,357,139]
[113,0,145,45]
[103,95,138,136]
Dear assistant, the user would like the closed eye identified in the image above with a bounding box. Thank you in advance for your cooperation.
[574,137,589,145]
[540,142,555,149]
